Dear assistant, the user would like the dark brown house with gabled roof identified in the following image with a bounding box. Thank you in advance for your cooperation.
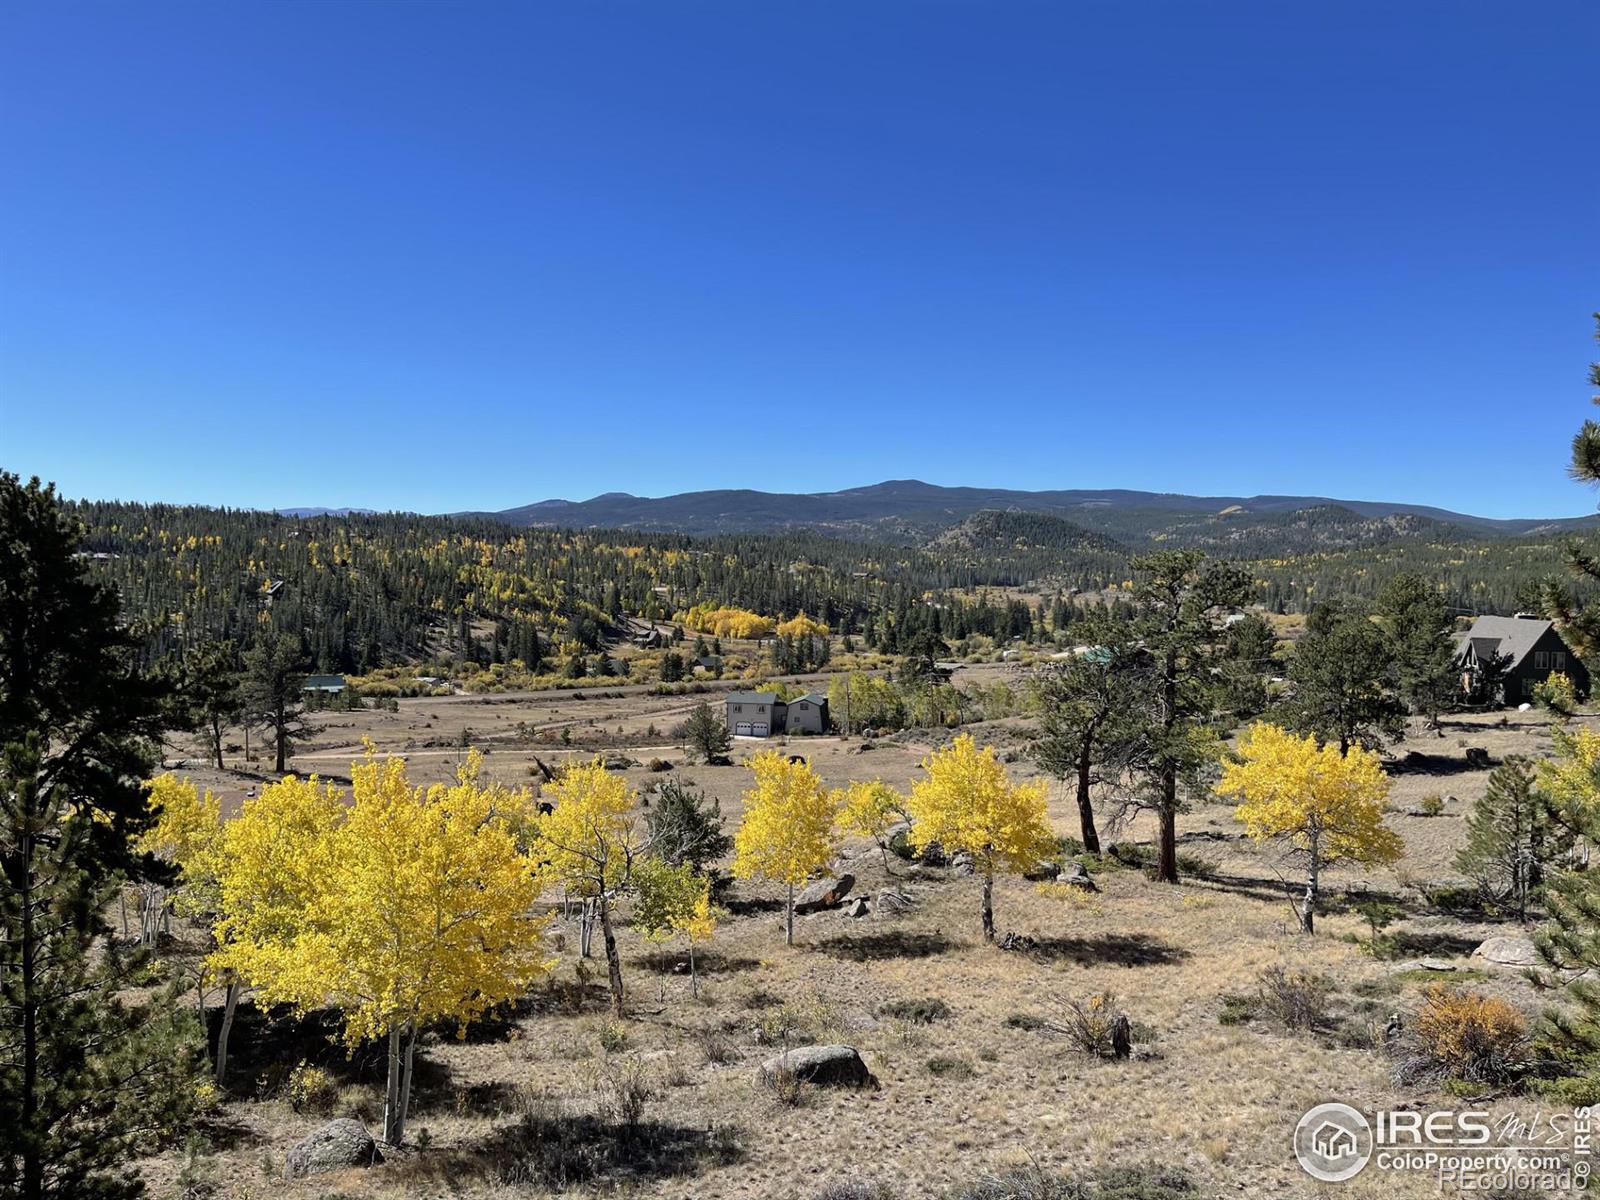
[1454,615,1589,704]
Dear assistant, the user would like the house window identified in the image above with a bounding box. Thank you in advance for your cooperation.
[733,705,742,714]
[1534,651,1549,670]
[1557,652,1567,671]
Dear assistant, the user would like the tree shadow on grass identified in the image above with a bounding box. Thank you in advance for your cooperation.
[813,930,957,961]
[720,894,785,917]
[1012,933,1190,968]
[636,949,761,976]
[1389,751,1488,777]
[1372,929,1483,960]
[209,1002,381,1095]
[428,1112,745,1191]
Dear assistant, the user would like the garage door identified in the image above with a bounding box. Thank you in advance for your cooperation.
[735,722,753,737]
[752,723,769,737]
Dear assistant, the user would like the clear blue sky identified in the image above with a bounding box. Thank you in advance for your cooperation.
[2,1,1596,518]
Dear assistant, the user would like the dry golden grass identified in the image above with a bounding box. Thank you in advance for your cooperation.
[139,695,1595,1199]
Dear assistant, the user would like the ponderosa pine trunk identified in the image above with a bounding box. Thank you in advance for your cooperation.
[1156,649,1180,884]
[272,700,287,773]
[1075,741,1101,855]
[598,898,625,1017]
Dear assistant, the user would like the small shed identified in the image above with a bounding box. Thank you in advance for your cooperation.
[302,673,348,694]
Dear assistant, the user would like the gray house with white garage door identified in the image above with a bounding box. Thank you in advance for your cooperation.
[725,691,830,737]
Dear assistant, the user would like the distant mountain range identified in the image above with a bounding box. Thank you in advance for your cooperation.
[276,506,377,518]
[450,480,1600,543]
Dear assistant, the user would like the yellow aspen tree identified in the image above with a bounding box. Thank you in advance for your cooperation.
[534,758,648,1017]
[208,772,344,1087]
[834,779,909,872]
[632,858,717,996]
[141,775,229,1079]
[310,750,549,1145]
[732,751,839,946]
[215,751,549,1145]
[1537,725,1600,820]
[907,734,1055,942]
[1215,723,1403,933]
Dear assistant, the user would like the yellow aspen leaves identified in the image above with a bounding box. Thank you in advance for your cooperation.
[906,734,1054,939]
[733,751,839,944]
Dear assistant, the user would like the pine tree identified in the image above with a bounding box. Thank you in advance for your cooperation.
[681,701,731,763]
[1546,313,1600,658]
[1457,758,1564,923]
[643,779,731,874]
[1377,573,1458,729]
[1030,613,1149,854]
[241,632,308,773]
[180,641,242,770]
[0,473,202,1200]
[1280,600,1406,756]
[1128,551,1250,883]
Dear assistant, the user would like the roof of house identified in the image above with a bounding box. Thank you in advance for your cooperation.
[793,693,828,706]
[1455,616,1560,669]
[303,673,347,689]
[726,691,779,705]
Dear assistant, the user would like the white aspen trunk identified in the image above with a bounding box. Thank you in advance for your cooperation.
[1300,829,1320,934]
[786,882,794,947]
[689,943,698,998]
[382,1027,403,1144]
[396,1024,418,1142]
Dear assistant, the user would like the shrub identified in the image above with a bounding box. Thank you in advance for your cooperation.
[693,1024,738,1065]
[1534,671,1579,718]
[589,1055,656,1131]
[1057,992,1131,1059]
[946,1162,1195,1200]
[878,997,952,1024]
[1419,793,1446,817]
[765,1063,807,1107]
[816,1182,901,1200]
[923,1054,975,1079]
[1256,965,1330,1032]
[1033,882,1104,913]
[597,1022,629,1054]
[1396,985,1527,1085]
[1005,1012,1046,1031]
[1352,899,1403,943]
[284,1061,338,1115]
[1218,993,1260,1026]
[1533,1070,1600,1109]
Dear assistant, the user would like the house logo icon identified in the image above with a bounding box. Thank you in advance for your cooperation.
[1294,1102,1373,1182]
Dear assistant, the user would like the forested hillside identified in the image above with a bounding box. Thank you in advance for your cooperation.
[64,497,1586,673]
